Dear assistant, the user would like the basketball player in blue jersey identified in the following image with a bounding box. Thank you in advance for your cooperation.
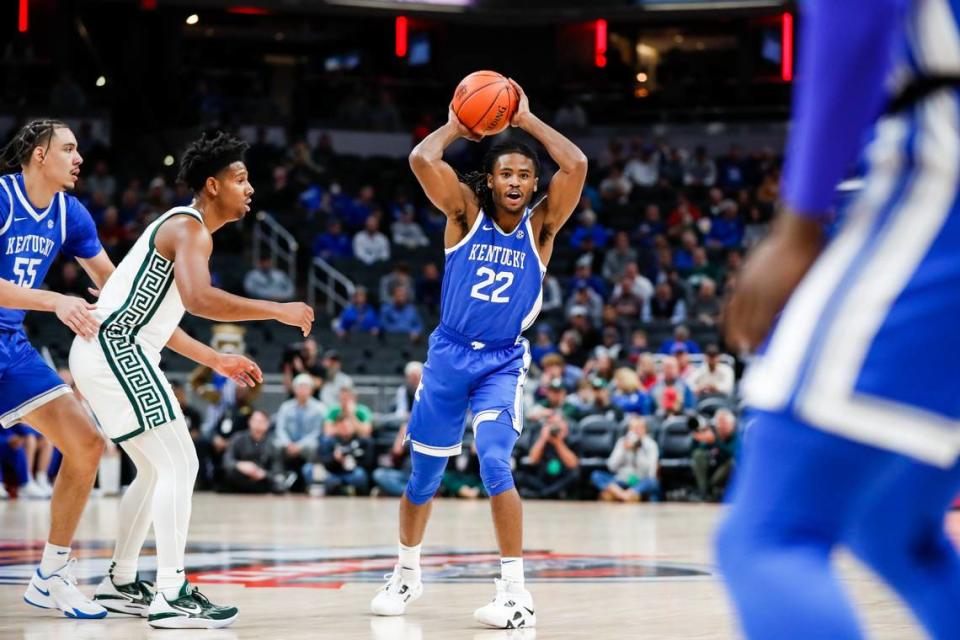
[0,122,273,620]
[718,1,960,639]
[370,81,586,629]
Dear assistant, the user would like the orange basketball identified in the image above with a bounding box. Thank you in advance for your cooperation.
[452,70,518,137]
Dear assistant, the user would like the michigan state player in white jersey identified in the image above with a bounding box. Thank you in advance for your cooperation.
[370,80,586,629]
[70,132,314,629]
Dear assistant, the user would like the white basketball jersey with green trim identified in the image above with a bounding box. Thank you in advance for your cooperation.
[69,206,202,443]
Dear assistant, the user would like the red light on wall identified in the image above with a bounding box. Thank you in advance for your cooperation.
[594,19,607,68]
[395,16,408,58]
[141,0,157,9]
[18,0,28,32]
[781,12,793,82]
[227,6,271,15]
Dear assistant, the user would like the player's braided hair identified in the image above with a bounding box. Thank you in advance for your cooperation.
[0,119,68,172]
[176,130,249,192]
[459,141,540,215]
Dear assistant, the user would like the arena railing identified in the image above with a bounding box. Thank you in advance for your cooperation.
[307,257,356,316]
[252,211,298,287]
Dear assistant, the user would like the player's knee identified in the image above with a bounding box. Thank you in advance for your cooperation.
[405,451,447,505]
[714,511,754,580]
[479,449,514,497]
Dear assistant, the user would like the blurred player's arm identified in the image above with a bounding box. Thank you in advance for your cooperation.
[509,81,587,230]
[408,108,478,218]
[157,216,314,336]
[724,0,903,351]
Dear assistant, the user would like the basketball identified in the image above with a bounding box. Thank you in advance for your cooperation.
[452,70,519,137]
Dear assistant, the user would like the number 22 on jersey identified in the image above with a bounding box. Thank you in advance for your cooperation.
[470,266,514,303]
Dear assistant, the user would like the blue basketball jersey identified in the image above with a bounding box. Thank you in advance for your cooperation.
[439,208,545,345]
[0,173,102,331]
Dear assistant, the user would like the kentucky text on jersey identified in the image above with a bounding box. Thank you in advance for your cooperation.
[467,243,527,270]
[6,235,55,257]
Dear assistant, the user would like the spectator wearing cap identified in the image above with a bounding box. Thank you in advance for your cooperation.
[690,345,735,397]
[380,286,423,341]
[691,409,740,501]
[591,415,660,502]
[243,255,295,302]
[706,200,744,251]
[313,218,353,261]
[611,368,654,415]
[659,326,701,355]
[572,376,625,422]
[274,374,328,490]
[320,350,354,408]
[567,257,607,299]
[528,378,580,423]
[335,287,380,337]
[565,285,603,329]
[688,278,721,327]
[353,214,391,265]
[602,231,639,282]
[516,412,581,500]
[651,357,695,414]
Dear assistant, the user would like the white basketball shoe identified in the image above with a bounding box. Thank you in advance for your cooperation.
[23,558,108,619]
[473,579,536,629]
[370,565,423,616]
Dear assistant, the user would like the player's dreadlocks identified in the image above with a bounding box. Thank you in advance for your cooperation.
[459,141,541,215]
[176,131,249,192]
[0,119,68,172]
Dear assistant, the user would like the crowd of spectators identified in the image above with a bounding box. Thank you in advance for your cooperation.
[0,118,779,503]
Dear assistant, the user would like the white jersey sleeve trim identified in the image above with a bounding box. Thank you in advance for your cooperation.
[0,176,13,236]
[444,208,485,255]
[59,192,67,245]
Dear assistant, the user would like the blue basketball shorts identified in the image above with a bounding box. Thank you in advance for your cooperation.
[407,324,531,457]
[0,329,71,429]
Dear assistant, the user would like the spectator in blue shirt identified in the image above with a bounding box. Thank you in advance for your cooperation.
[658,325,702,355]
[567,256,607,299]
[570,207,610,250]
[335,287,380,337]
[380,287,423,341]
[312,218,352,261]
[706,201,744,250]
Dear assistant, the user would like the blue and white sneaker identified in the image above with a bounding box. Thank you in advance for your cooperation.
[24,558,108,619]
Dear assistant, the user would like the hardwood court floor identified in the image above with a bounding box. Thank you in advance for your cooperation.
[0,494,926,639]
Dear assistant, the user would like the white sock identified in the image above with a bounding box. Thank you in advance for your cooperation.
[157,567,186,599]
[110,559,138,585]
[39,543,71,577]
[399,542,421,583]
[501,557,524,584]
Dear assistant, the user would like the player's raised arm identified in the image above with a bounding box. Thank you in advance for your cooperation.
[408,107,480,218]
[157,216,314,336]
[509,80,587,228]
